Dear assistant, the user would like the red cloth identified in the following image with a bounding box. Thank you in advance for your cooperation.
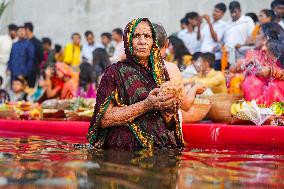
[1,119,284,150]
[242,50,284,106]
[183,123,284,150]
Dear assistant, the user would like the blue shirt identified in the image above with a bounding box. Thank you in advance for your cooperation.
[8,39,35,76]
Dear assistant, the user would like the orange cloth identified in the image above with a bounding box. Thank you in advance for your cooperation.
[221,45,228,72]
[251,24,261,41]
[55,62,79,99]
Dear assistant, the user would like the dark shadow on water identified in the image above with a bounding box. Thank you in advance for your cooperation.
[86,149,181,189]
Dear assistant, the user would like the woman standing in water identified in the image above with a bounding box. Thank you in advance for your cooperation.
[87,18,184,150]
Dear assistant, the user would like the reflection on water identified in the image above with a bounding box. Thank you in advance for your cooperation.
[0,133,283,188]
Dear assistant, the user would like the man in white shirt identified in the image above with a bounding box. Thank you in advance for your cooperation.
[178,12,201,54]
[82,30,104,64]
[200,3,227,70]
[0,24,18,89]
[223,1,255,63]
[110,28,125,64]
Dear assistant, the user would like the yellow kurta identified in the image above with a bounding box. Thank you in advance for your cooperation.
[63,43,81,66]
[185,69,227,94]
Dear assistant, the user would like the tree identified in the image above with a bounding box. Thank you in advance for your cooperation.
[0,1,8,19]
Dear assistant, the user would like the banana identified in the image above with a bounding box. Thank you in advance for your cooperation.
[271,103,283,116]
[231,103,237,116]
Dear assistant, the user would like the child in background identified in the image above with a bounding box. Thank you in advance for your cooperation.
[9,76,28,102]
[77,62,96,98]
[182,52,201,79]
[0,76,10,103]
[184,52,227,94]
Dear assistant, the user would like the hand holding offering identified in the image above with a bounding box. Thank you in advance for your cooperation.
[157,81,184,111]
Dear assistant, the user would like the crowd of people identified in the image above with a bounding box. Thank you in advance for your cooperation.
[0,0,283,107]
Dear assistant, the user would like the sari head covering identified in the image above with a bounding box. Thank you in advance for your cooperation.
[261,22,284,65]
[124,18,167,86]
[55,62,79,98]
[87,18,184,149]
[55,62,73,77]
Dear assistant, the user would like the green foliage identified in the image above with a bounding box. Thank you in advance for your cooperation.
[0,1,9,19]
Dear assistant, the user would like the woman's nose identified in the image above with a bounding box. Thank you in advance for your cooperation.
[138,36,147,44]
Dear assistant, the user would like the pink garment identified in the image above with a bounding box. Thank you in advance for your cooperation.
[242,50,284,106]
[76,84,96,98]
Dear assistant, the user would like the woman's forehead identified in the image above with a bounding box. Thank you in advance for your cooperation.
[134,21,152,34]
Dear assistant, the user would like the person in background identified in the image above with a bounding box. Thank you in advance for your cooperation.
[180,17,188,31]
[41,37,56,69]
[272,0,284,29]
[184,52,227,94]
[227,59,244,94]
[37,66,64,103]
[92,48,111,86]
[0,24,18,90]
[77,62,96,98]
[55,62,78,99]
[167,36,191,71]
[9,76,28,102]
[223,1,255,62]
[82,30,104,64]
[0,76,10,103]
[153,23,205,112]
[242,9,274,46]
[54,44,64,62]
[178,12,201,54]
[109,28,125,63]
[240,23,284,105]
[259,9,274,24]
[101,32,114,57]
[24,22,44,88]
[191,52,202,64]
[245,12,259,24]
[63,33,81,68]
[200,2,227,71]
[7,26,35,87]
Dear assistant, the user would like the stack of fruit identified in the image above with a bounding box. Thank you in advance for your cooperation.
[230,101,255,121]
[231,100,276,125]
[0,102,42,120]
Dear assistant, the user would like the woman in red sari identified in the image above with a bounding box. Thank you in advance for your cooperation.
[241,23,284,106]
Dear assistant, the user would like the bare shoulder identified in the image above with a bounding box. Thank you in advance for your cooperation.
[164,60,182,81]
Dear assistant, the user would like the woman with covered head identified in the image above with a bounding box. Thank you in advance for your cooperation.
[240,22,284,105]
[87,18,184,150]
